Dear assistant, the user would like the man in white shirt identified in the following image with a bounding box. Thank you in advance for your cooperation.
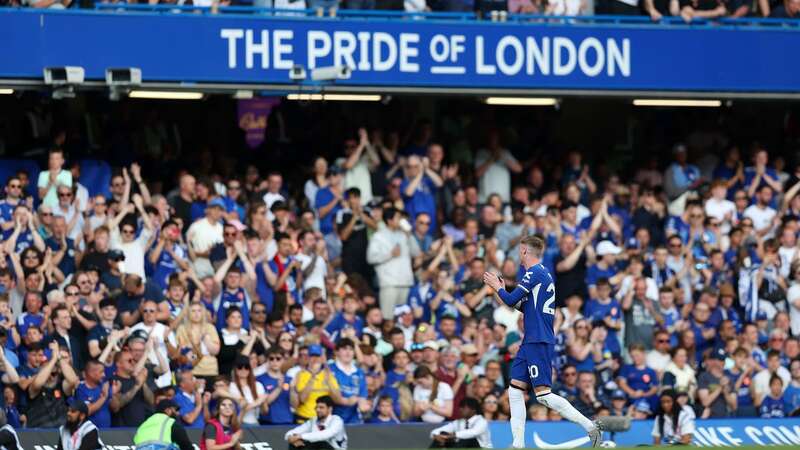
[187,198,225,277]
[743,185,777,236]
[295,230,328,299]
[109,194,154,280]
[646,330,673,378]
[753,350,791,401]
[430,397,492,448]
[37,148,72,208]
[474,132,522,204]
[367,207,421,320]
[262,172,286,221]
[285,396,348,450]
[704,179,736,233]
[130,299,176,388]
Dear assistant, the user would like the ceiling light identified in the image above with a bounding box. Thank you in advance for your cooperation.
[128,90,204,100]
[484,97,558,106]
[0,89,13,95]
[632,99,721,107]
[286,93,381,102]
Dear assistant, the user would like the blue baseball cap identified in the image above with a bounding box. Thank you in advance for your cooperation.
[634,399,651,414]
[308,344,323,357]
[207,198,226,209]
[611,389,626,400]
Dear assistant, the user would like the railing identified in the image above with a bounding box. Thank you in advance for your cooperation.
[90,3,800,28]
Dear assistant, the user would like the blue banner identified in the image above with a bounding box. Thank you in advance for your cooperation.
[489,418,800,448]
[1,10,800,92]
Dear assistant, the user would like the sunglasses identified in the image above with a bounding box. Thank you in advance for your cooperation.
[269,357,283,361]
[657,339,670,343]
[224,232,237,237]
[66,291,79,296]
[122,229,135,235]
[58,192,73,198]
[669,243,682,248]
[40,212,53,217]
[112,182,125,187]
[280,337,293,342]
[143,309,156,313]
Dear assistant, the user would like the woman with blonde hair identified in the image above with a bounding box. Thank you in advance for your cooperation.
[176,301,221,382]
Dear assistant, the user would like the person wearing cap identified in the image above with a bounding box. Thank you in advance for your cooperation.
[697,348,735,418]
[285,395,348,450]
[56,399,103,450]
[133,399,194,450]
[108,193,154,280]
[664,143,702,201]
[294,344,343,423]
[429,397,492,448]
[186,197,226,279]
[609,389,627,416]
[652,389,695,445]
[149,219,190,292]
[586,240,622,300]
[631,398,652,420]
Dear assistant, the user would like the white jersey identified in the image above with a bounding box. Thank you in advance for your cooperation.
[431,415,493,448]
[285,414,348,449]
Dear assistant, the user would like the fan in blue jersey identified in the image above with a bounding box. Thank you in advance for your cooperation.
[483,235,602,448]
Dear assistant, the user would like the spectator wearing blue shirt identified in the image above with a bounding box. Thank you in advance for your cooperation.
[73,359,112,429]
[369,396,401,424]
[401,155,443,233]
[744,148,783,203]
[618,344,659,408]
[0,177,24,240]
[712,146,745,199]
[45,216,77,279]
[583,278,623,356]
[315,167,345,258]
[326,296,364,343]
[586,241,621,299]
[190,178,214,223]
[726,347,757,417]
[759,375,786,418]
[257,348,293,424]
[87,297,120,359]
[174,369,205,428]
[222,179,246,222]
[16,291,44,337]
[148,220,190,292]
[329,338,369,424]
[7,204,45,255]
[664,143,702,201]
[783,359,800,416]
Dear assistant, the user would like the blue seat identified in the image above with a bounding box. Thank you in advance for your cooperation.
[79,159,112,198]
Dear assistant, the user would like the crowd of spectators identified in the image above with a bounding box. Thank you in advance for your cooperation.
[1,0,798,23]
[0,115,799,433]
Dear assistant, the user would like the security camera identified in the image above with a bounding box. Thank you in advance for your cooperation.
[311,65,351,82]
[105,68,142,86]
[289,65,307,82]
[43,67,85,86]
